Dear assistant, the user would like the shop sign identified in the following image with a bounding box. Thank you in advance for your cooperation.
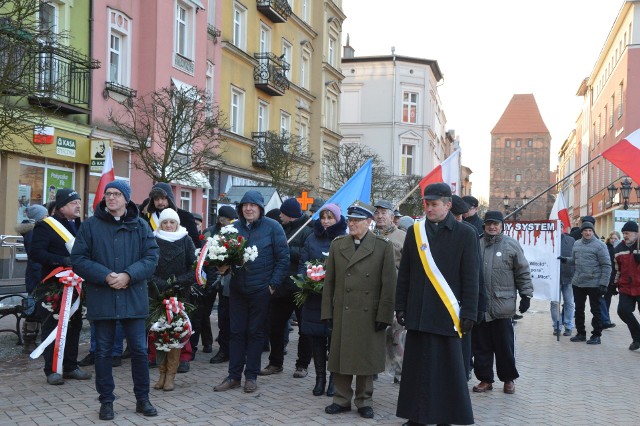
[56,136,76,157]
[46,169,74,196]
[90,139,110,172]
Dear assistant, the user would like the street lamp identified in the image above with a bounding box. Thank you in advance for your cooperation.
[502,194,528,219]
[608,177,640,210]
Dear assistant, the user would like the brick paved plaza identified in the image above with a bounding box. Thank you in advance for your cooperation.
[0,298,638,425]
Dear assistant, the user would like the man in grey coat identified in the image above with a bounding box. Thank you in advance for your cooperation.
[472,211,533,395]
[560,221,611,345]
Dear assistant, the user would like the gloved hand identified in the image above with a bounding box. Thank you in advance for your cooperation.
[395,311,406,327]
[599,285,608,296]
[608,284,619,296]
[461,318,475,334]
[375,322,390,332]
[557,256,568,263]
[519,296,531,313]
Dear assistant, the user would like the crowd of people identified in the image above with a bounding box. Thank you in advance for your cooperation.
[15,181,640,425]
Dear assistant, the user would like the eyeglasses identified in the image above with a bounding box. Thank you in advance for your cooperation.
[347,217,366,223]
[104,191,123,199]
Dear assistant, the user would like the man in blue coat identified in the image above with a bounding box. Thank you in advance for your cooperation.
[72,180,159,421]
[214,190,289,393]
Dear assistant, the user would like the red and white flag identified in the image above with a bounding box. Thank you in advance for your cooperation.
[549,192,571,233]
[93,147,115,211]
[419,148,461,196]
[602,128,640,184]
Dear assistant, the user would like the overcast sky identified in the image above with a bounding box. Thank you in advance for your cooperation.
[341,0,624,200]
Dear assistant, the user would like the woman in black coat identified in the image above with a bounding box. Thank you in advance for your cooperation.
[298,203,347,397]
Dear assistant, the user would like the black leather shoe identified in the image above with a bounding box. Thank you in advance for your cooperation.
[112,356,122,367]
[135,400,158,417]
[177,361,190,373]
[99,402,114,421]
[203,345,213,353]
[325,403,351,414]
[78,352,95,367]
[358,406,374,418]
[209,351,229,364]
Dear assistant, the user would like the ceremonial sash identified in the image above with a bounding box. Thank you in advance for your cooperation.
[148,212,159,231]
[30,268,83,374]
[195,240,209,286]
[43,217,75,254]
[413,220,462,338]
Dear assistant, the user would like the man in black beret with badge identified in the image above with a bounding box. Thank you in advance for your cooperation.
[395,183,479,426]
[321,201,396,419]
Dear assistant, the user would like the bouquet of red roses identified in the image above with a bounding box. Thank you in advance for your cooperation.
[291,260,326,307]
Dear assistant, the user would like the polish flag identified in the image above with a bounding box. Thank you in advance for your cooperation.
[602,128,640,184]
[549,192,571,233]
[93,147,115,211]
[419,148,461,196]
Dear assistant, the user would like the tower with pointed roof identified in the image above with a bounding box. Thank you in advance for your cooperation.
[489,94,551,220]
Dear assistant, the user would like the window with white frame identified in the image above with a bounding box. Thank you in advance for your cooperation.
[299,115,309,154]
[610,94,615,128]
[257,100,269,132]
[325,93,337,130]
[233,2,247,50]
[207,0,216,25]
[300,50,310,89]
[280,111,291,152]
[302,0,310,23]
[402,91,418,123]
[328,36,336,66]
[180,189,192,211]
[174,2,194,59]
[618,81,624,118]
[282,40,292,79]
[107,10,131,86]
[400,144,415,175]
[259,22,271,54]
[230,87,245,134]
[205,61,214,118]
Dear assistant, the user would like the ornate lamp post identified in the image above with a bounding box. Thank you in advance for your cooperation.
[503,194,528,219]
[608,178,640,210]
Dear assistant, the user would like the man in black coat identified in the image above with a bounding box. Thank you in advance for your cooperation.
[260,198,313,378]
[30,188,91,385]
[396,183,479,426]
[462,195,483,236]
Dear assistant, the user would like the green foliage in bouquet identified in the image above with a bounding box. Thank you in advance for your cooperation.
[291,260,326,307]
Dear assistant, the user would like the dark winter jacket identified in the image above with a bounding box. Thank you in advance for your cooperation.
[396,213,480,336]
[230,190,289,294]
[276,214,313,298]
[71,200,159,320]
[30,214,80,277]
[561,233,576,286]
[463,213,484,236]
[614,239,640,296]
[460,220,487,321]
[151,233,196,292]
[299,216,347,337]
[567,236,611,288]
[606,242,617,285]
[15,221,42,293]
[142,182,201,248]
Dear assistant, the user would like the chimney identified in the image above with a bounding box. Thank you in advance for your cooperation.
[343,33,355,59]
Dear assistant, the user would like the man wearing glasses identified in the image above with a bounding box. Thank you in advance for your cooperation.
[321,201,396,419]
[72,180,159,421]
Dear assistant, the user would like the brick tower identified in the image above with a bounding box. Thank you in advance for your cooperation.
[489,94,551,221]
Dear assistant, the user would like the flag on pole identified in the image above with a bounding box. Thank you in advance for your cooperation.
[602,128,640,184]
[93,147,115,211]
[312,159,372,220]
[418,148,461,197]
[549,192,571,233]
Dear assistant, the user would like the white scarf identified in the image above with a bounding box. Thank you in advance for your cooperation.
[154,226,189,242]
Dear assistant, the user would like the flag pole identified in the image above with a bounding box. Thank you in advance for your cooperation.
[394,183,421,210]
[287,216,313,244]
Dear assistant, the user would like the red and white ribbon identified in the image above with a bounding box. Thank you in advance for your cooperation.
[30,268,83,374]
[195,241,209,286]
[163,297,193,339]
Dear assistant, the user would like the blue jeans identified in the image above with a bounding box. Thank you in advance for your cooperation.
[89,320,124,355]
[94,319,149,404]
[551,282,575,331]
[228,286,270,381]
[599,297,612,325]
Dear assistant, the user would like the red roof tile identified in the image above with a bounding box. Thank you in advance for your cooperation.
[491,94,549,134]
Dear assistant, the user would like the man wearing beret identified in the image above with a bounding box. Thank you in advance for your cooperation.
[614,220,640,351]
[72,180,160,420]
[559,221,611,345]
[373,199,406,269]
[321,201,396,419]
[31,188,90,385]
[462,195,483,236]
[473,211,533,395]
[396,183,479,425]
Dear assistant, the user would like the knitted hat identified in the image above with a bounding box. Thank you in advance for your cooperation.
[581,215,596,225]
[319,203,341,221]
[26,205,47,222]
[159,208,180,225]
[104,180,131,203]
[280,198,303,219]
[218,205,238,219]
[580,221,595,232]
[55,188,81,209]
[621,221,639,233]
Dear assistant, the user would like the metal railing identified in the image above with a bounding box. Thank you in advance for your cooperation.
[253,52,290,95]
[1,235,24,280]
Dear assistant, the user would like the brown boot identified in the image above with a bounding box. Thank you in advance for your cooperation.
[153,353,168,390]
[163,348,181,391]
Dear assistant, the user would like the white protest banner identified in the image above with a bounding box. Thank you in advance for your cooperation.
[503,220,561,302]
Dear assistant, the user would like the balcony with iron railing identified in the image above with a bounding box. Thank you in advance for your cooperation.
[256,0,292,23]
[253,52,289,96]
[251,132,269,168]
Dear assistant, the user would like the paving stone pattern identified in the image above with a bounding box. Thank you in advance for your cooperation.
[0,298,638,425]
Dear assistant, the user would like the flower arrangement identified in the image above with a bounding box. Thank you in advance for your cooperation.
[32,267,83,320]
[291,260,326,307]
[148,310,191,352]
[195,224,258,273]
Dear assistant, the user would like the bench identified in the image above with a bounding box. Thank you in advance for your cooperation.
[0,279,26,345]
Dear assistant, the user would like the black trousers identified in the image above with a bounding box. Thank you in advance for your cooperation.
[267,295,312,368]
[41,311,82,376]
[573,286,603,337]
[217,294,230,354]
[472,318,518,383]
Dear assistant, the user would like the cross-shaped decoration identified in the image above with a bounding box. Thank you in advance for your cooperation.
[296,191,314,211]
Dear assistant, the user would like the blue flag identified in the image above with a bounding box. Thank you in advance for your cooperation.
[312,159,373,220]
